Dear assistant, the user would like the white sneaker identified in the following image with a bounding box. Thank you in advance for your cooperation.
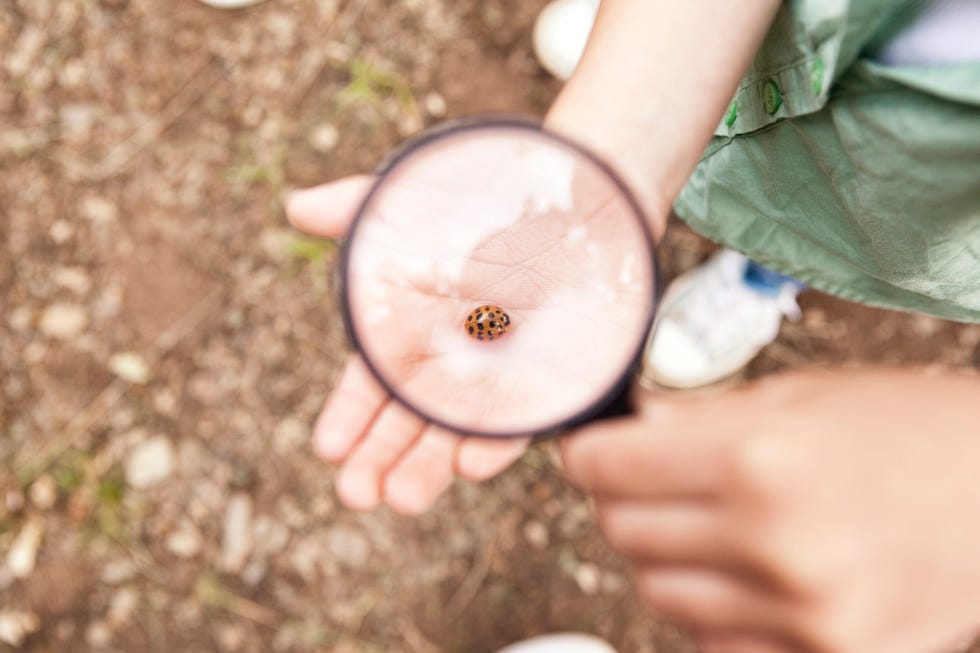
[641,250,802,389]
[496,633,617,653]
[196,0,266,8]
[532,0,600,80]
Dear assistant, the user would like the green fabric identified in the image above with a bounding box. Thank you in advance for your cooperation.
[673,0,980,322]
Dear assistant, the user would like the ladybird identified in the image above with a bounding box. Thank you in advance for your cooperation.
[464,304,510,341]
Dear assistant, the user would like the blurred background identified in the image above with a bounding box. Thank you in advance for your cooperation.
[2,1,979,651]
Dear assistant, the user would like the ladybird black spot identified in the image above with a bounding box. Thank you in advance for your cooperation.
[489,321,497,328]
[477,323,484,331]
[477,334,484,340]
[468,326,474,334]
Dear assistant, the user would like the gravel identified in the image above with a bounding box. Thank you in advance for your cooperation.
[108,352,150,384]
[325,524,371,570]
[221,494,254,573]
[125,436,176,489]
[28,475,58,510]
[0,610,40,647]
[6,519,44,579]
[38,303,88,340]
[166,522,204,559]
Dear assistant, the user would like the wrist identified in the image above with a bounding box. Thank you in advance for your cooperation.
[542,0,782,244]
[544,98,671,242]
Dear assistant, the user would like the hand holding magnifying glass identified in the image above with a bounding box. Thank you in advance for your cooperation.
[288,176,532,514]
[288,120,658,512]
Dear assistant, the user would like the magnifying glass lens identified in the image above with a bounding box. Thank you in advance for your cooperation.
[344,121,657,438]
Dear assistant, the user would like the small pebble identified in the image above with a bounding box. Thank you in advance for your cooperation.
[198,0,267,8]
[52,267,92,295]
[6,519,43,579]
[80,195,118,223]
[522,520,549,549]
[101,559,139,585]
[108,352,149,384]
[85,620,112,649]
[39,303,87,339]
[309,122,339,152]
[107,587,138,628]
[0,610,40,647]
[29,475,57,510]
[48,220,74,243]
[573,562,600,595]
[60,104,97,142]
[125,436,175,489]
[165,523,203,559]
[423,91,447,118]
[241,559,267,587]
[221,494,254,573]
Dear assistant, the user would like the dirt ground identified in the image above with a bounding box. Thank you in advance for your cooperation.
[2,1,979,652]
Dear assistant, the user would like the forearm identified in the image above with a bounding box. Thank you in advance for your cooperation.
[545,0,781,238]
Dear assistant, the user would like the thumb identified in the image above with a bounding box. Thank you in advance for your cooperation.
[285,174,375,239]
[623,380,751,438]
[558,385,741,497]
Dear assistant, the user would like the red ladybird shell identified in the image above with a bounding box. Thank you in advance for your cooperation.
[464,305,510,341]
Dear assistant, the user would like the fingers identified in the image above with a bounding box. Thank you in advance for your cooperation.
[383,426,458,515]
[285,175,375,239]
[596,500,741,566]
[455,436,530,481]
[335,402,426,511]
[315,359,528,513]
[636,567,795,634]
[313,356,386,462]
[559,410,729,500]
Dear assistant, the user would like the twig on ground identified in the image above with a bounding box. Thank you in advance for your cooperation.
[442,535,495,624]
[53,58,224,182]
[17,286,224,477]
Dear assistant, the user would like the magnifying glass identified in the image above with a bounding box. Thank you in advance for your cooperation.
[341,117,659,439]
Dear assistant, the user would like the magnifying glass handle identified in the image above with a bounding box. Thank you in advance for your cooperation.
[593,381,634,420]
[558,375,635,437]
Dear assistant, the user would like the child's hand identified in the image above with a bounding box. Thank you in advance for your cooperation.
[561,369,980,653]
[286,179,528,514]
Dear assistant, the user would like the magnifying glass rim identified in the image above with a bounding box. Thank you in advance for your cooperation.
[340,115,661,439]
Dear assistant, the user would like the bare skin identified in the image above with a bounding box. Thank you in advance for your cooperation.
[288,165,652,511]
[343,157,653,436]
[289,1,980,650]
[287,0,781,515]
[561,370,980,653]
[289,177,528,514]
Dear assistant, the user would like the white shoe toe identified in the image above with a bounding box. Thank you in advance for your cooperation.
[532,0,601,80]
[496,633,617,653]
